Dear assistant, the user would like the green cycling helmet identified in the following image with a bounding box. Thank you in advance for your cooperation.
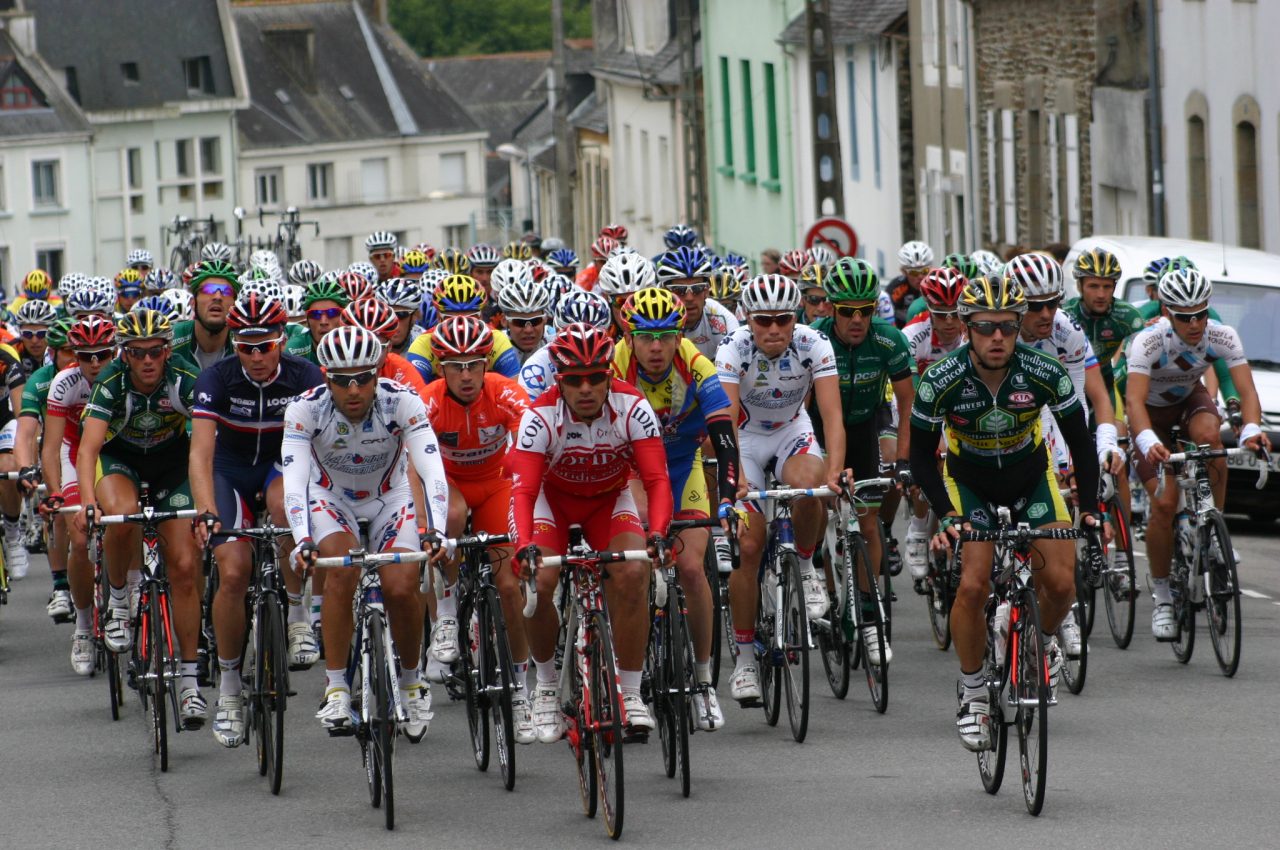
[303,278,351,309]
[942,252,980,280]
[47,316,76,349]
[188,259,240,295]
[825,257,880,303]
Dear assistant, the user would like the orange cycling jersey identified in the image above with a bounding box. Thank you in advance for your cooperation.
[382,352,429,397]
[575,265,599,291]
[422,373,530,481]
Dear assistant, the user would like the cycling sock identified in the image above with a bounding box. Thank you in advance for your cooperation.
[397,665,422,690]
[437,582,458,619]
[1151,577,1172,605]
[51,570,70,591]
[325,668,347,691]
[179,661,199,694]
[694,660,712,685]
[2,515,18,536]
[309,595,323,627]
[286,591,307,625]
[617,668,642,693]
[75,606,92,632]
[127,570,141,599]
[108,582,128,608]
[534,656,557,686]
[218,657,242,697]
[797,545,815,575]
[909,515,930,535]
[512,659,529,694]
[960,668,985,702]
[734,628,755,671]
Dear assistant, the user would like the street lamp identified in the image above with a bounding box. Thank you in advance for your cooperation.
[496,142,537,233]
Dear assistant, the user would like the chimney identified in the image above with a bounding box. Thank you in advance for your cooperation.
[357,0,387,26]
[1,6,38,57]
[265,24,315,91]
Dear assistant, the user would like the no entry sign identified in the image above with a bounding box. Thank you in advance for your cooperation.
[804,217,858,257]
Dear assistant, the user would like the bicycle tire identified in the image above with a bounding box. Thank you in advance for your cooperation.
[758,565,782,727]
[169,247,188,275]
[703,549,724,689]
[368,610,396,830]
[926,549,953,650]
[1013,588,1048,816]
[149,590,170,773]
[260,593,288,795]
[1171,547,1196,664]
[568,612,597,819]
[1202,513,1242,677]
[587,611,625,839]
[649,603,676,779]
[780,552,810,742]
[849,532,888,713]
[977,617,1009,794]
[878,518,895,644]
[484,587,517,791]
[1060,600,1087,696]
[1103,495,1137,649]
[1075,535,1097,637]
[816,544,850,699]
[666,590,692,798]
[460,597,490,772]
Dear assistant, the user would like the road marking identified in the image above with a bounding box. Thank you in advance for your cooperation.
[1134,551,1146,559]
[1240,589,1271,599]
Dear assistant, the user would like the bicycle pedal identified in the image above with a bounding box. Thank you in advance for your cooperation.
[52,612,75,625]
[326,725,356,738]
[888,591,898,603]
[735,697,762,709]
[623,729,649,744]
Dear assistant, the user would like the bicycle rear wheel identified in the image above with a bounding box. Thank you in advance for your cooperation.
[649,605,676,779]
[1075,537,1097,637]
[460,597,490,772]
[758,568,782,727]
[568,618,597,819]
[258,593,288,795]
[587,612,624,839]
[926,550,953,650]
[1203,514,1241,677]
[484,588,517,790]
[1060,600,1087,696]
[148,591,170,773]
[977,634,1009,794]
[780,552,810,743]
[666,593,692,797]
[1103,496,1137,649]
[1013,589,1048,816]
[1172,550,1196,664]
[849,532,888,713]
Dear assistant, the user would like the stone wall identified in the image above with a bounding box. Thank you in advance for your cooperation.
[894,24,916,244]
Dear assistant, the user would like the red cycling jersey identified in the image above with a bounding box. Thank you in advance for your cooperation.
[382,352,430,397]
[574,265,600,291]
[422,373,529,482]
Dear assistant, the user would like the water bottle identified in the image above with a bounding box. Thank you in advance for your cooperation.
[992,600,1011,664]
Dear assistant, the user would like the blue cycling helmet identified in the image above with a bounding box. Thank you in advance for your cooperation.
[655,246,714,284]
[663,224,699,249]
[545,248,579,273]
[555,289,611,331]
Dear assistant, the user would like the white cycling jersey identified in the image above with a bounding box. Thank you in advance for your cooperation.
[1126,317,1247,407]
[715,324,838,435]
[1023,311,1099,469]
[904,318,966,374]
[877,290,894,323]
[684,298,739,360]
[517,347,557,400]
[280,379,449,546]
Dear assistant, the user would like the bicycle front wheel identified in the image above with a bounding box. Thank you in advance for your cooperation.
[1103,496,1137,649]
[1172,549,1196,664]
[568,618,597,819]
[148,591,170,773]
[1060,601,1087,696]
[586,612,624,839]
[1013,589,1048,816]
[258,593,288,795]
[366,610,396,830]
[926,550,953,650]
[850,532,888,713]
[484,588,517,790]
[977,640,1009,794]
[665,592,692,797]
[460,598,490,772]
[1203,514,1242,677]
[780,552,810,743]
[757,569,782,727]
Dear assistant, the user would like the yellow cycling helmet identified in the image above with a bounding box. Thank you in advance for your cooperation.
[116,308,174,342]
[22,269,51,295]
[433,274,487,313]
[622,286,685,332]
[709,268,742,303]
[115,268,144,290]
[958,274,1027,318]
[1071,248,1122,281]
[502,241,533,262]
[435,247,472,276]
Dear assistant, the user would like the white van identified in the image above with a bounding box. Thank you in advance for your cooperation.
[1064,236,1280,520]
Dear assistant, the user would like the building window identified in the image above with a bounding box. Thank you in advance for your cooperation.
[32,160,59,207]
[444,224,468,247]
[0,66,44,110]
[121,62,140,85]
[718,57,733,172]
[183,56,215,95]
[0,161,7,211]
[255,167,282,207]
[127,147,142,190]
[64,67,79,104]
[361,157,389,203]
[308,163,332,202]
[35,247,64,282]
[199,137,220,175]
[763,62,780,187]
[846,55,859,181]
[324,237,351,270]
[1187,115,1209,240]
[740,60,755,179]
[439,152,466,194]
[1235,120,1260,248]
[0,247,9,297]
[175,139,192,178]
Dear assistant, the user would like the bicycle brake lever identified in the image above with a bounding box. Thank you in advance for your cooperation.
[521,579,538,618]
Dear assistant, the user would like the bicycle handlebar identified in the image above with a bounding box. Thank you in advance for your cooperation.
[314,550,433,569]
[92,508,198,527]
[1155,446,1269,498]
[521,549,652,617]
[959,527,1082,543]
[744,486,836,501]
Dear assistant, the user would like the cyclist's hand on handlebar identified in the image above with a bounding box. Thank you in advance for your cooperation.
[1226,399,1243,432]
[1243,431,1272,455]
[38,492,65,516]
[420,528,450,565]
[1081,510,1113,546]
[194,511,221,548]
[1102,449,1125,477]
[828,467,854,497]
[893,459,913,492]
[1145,441,1171,466]
[291,538,319,576]
[17,466,41,495]
[74,503,95,535]
[931,514,966,553]
[515,544,541,580]
[646,533,670,566]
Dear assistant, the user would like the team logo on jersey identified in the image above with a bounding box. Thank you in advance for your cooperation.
[969,508,989,527]
[337,422,349,435]
[169,493,190,508]
[1009,391,1035,407]
[1011,374,1028,390]
[1027,503,1048,520]
[197,391,212,404]
[961,380,979,398]
[134,411,162,432]
[977,409,1014,433]
[333,438,347,449]
[1056,375,1072,396]
[917,382,935,403]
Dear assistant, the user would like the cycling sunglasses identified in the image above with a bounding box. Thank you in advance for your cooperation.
[393,310,417,321]
[966,319,1021,337]
[558,370,610,387]
[1169,308,1210,324]
[327,369,378,388]
[1026,297,1061,313]
[233,336,283,356]
[667,283,709,296]
[75,348,114,364]
[307,307,343,320]
[834,304,876,319]
[507,316,546,328]
[199,281,235,297]
[124,344,169,360]
[20,329,48,340]
[118,287,143,298]
[441,358,486,374]
[803,294,829,306]
[750,313,796,328]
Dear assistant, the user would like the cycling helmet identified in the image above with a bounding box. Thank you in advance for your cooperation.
[545,272,576,311]
[527,258,552,283]
[1157,267,1213,308]
[970,249,1004,276]
[777,249,809,277]
[539,237,566,254]
[335,271,373,303]
[419,300,439,331]
[200,242,233,263]
[824,257,879,303]
[133,295,179,323]
[343,297,399,339]
[303,277,351,309]
[722,251,749,270]
[67,315,117,350]
[807,245,838,267]
[127,248,154,269]
[590,235,619,261]
[377,277,423,311]
[661,224,697,249]
[316,326,384,371]
[115,268,144,291]
[58,272,89,298]
[545,248,579,273]
[161,289,195,321]
[249,249,281,271]
[188,260,240,294]
[283,285,306,318]
[412,242,438,261]
[466,243,502,269]
[501,241,532,262]
[66,286,117,317]
[600,223,629,244]
[47,317,76,350]
[437,247,472,276]
[799,263,829,289]
[430,315,494,359]
[490,259,532,298]
[116,308,173,342]
[555,289,612,331]
[1142,257,1171,285]
[22,269,51,296]
[400,249,431,274]
[942,252,981,280]
[1071,248,1121,281]
[496,275,552,315]
[288,259,324,286]
[709,268,743,303]
[656,246,713,284]
[420,268,449,290]
[347,261,379,287]
[227,293,288,331]
[622,287,685,332]
[958,275,1028,318]
[1165,255,1198,274]
[740,274,802,313]
[597,252,657,297]
[919,267,968,308]
[144,267,176,292]
[238,270,285,304]
[897,240,935,269]
[15,299,58,326]
[433,274,487,313]
[548,323,615,371]
[364,231,397,252]
[1004,252,1063,299]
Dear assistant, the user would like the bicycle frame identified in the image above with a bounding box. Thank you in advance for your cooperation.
[746,487,833,658]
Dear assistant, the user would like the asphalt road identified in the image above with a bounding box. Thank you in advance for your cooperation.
[2,516,1278,849]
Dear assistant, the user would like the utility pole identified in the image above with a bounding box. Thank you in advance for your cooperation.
[806,0,844,218]
[551,0,576,241]
[676,0,706,236]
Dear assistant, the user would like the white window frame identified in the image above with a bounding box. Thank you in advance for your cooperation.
[361,157,389,203]
[255,166,282,207]
[308,162,333,203]
[31,157,61,208]
[1001,109,1016,246]
[439,152,467,195]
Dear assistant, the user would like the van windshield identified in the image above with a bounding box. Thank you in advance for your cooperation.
[1211,283,1280,367]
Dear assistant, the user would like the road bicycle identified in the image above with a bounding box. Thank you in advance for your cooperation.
[1055,485,1107,697]
[1096,441,1140,649]
[165,214,220,270]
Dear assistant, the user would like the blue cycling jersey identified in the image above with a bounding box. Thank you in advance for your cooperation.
[192,352,324,466]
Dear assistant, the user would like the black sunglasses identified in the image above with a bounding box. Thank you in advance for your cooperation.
[803,294,829,306]
[508,316,547,328]
[1026,298,1061,313]
[75,349,114,363]
[124,345,168,360]
[1168,308,1210,324]
[834,304,876,318]
[967,320,1020,337]
[327,369,379,388]
[750,313,796,328]
[558,371,610,387]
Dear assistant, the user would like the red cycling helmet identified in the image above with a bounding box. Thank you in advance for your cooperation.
[67,315,117,349]
[548,322,615,372]
[430,315,494,359]
[590,235,619,261]
[600,223,629,244]
[342,297,399,340]
[336,271,373,303]
[778,249,809,278]
[919,267,968,309]
[227,293,288,330]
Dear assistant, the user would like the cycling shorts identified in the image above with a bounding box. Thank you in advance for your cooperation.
[669,451,709,520]
[454,475,513,542]
[213,458,284,538]
[308,482,418,552]
[0,419,15,453]
[943,445,1069,530]
[876,401,897,441]
[525,485,644,554]
[98,445,193,513]
[740,415,824,513]
[60,441,80,507]
[1133,382,1220,484]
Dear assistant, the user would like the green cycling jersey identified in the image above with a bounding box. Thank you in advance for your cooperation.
[810,316,914,425]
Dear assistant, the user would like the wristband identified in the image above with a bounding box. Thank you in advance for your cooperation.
[1095,422,1117,452]
[1135,429,1161,458]
[1239,423,1262,443]
[938,515,959,533]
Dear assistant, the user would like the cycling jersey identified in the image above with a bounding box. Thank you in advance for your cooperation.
[280,379,449,541]
[1021,311,1097,413]
[683,299,739,360]
[809,317,913,425]
[172,319,234,371]
[517,346,557,400]
[18,362,57,421]
[13,343,42,377]
[421,374,529,481]
[83,357,197,454]
[1061,297,1143,389]
[1133,302,1238,401]
[575,265,600,291]
[192,353,324,466]
[904,294,930,323]
[46,366,94,457]
[715,325,838,434]
[904,317,966,376]
[284,332,321,365]
[0,345,26,427]
[612,338,731,456]
[382,352,430,397]
[886,277,921,327]
[1125,317,1247,407]
[877,290,895,323]
[911,342,1080,467]
[406,327,520,383]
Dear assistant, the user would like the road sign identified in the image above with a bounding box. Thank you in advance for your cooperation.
[804,216,857,257]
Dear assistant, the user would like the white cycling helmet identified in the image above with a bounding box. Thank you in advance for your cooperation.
[1158,267,1213,308]
[377,277,424,311]
[497,275,552,315]
[897,240,935,269]
[348,261,379,287]
[239,274,284,304]
[15,300,59,326]
[282,284,307,318]
[58,272,89,299]
[970,249,1004,277]
[317,325,384,370]
[554,289,611,330]
[364,230,397,252]
[597,252,656,297]
[740,273,802,313]
[490,258,532,300]
[161,288,195,321]
[807,245,838,267]
[1004,252,1064,299]
[249,249,281,271]
[288,259,323,286]
[201,242,233,263]
[127,248,154,268]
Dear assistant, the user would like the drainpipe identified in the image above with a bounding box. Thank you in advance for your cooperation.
[1145,0,1165,235]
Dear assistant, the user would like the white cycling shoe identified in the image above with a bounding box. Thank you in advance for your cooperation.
[531,686,565,743]
[429,617,460,664]
[730,666,762,705]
